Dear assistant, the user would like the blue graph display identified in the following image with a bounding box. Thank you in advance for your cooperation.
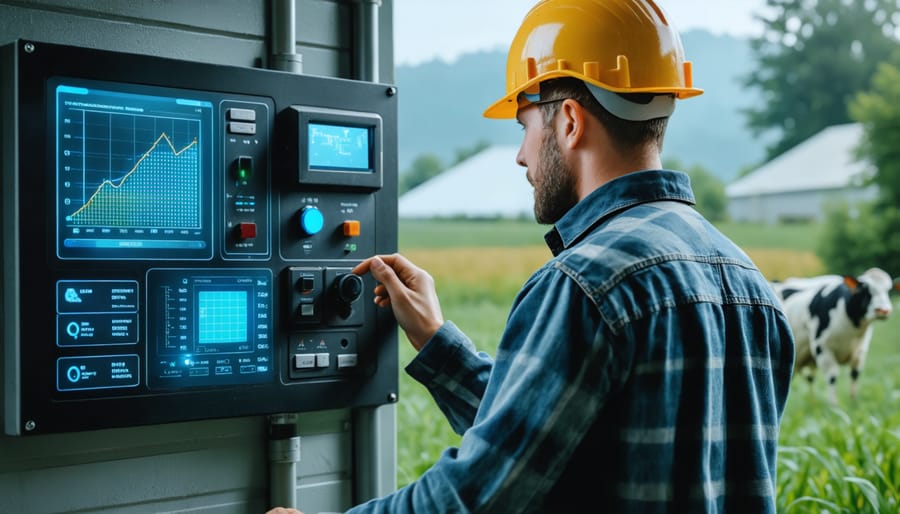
[308,122,372,171]
[198,290,249,344]
[55,80,214,259]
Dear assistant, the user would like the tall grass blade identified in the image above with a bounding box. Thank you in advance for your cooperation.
[843,476,882,513]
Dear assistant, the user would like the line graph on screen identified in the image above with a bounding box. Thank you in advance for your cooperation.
[64,112,203,229]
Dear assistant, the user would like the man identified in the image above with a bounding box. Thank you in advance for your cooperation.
[271,0,795,512]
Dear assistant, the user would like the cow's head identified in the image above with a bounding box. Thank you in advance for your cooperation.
[844,268,895,321]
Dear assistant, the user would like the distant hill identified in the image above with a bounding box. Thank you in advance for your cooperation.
[395,30,769,183]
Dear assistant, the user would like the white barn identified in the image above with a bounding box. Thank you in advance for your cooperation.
[399,145,534,219]
[726,123,878,223]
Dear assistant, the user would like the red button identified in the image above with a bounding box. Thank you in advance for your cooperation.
[237,222,257,239]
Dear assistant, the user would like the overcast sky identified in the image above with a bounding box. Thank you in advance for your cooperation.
[393,0,770,66]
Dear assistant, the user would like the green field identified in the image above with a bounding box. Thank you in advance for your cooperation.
[393,219,899,512]
[399,219,824,252]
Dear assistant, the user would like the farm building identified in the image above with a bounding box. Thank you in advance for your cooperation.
[401,123,878,224]
[726,123,878,223]
[399,145,534,219]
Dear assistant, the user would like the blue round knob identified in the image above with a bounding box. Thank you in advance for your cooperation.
[299,206,324,236]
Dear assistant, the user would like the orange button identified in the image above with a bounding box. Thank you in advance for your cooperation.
[342,220,361,237]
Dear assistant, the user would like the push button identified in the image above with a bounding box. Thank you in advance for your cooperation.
[342,220,361,237]
[228,121,256,135]
[293,354,315,369]
[299,206,324,236]
[299,276,315,294]
[227,107,256,122]
[236,222,257,239]
[337,354,358,369]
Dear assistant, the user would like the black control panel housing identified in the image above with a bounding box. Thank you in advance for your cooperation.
[0,40,398,435]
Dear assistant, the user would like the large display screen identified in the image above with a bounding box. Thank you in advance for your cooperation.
[53,79,214,260]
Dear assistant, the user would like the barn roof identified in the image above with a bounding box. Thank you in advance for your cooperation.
[725,123,868,197]
[398,146,534,219]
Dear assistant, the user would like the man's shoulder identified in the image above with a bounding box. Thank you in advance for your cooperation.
[553,200,758,295]
[559,201,716,267]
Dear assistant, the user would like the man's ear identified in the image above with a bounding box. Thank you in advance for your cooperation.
[558,98,585,149]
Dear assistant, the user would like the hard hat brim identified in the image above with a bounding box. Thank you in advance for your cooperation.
[483,73,704,119]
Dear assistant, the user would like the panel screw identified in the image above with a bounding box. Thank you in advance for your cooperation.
[24,43,35,54]
[386,86,397,97]
[25,420,36,431]
[387,392,398,403]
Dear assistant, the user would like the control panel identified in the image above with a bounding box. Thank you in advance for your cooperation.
[0,40,398,435]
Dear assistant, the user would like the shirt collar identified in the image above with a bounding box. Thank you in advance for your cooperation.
[544,169,696,256]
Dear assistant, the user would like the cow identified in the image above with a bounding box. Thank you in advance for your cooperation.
[770,267,898,404]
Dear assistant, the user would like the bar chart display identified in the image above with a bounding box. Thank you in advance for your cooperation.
[55,80,214,259]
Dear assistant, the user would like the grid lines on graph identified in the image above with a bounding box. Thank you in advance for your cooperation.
[69,131,201,228]
[198,291,249,344]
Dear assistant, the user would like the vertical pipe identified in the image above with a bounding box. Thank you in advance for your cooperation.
[268,414,301,509]
[270,0,303,73]
[355,0,381,82]
[267,1,300,508]
[352,1,387,502]
[353,405,397,503]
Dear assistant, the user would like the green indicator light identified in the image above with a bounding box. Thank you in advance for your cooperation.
[236,156,253,180]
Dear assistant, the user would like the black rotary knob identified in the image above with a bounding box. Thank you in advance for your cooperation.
[335,273,363,304]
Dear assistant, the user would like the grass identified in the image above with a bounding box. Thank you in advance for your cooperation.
[393,219,900,512]
[399,218,547,249]
[398,219,825,252]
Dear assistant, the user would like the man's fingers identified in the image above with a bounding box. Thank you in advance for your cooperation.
[368,256,407,294]
[351,257,375,276]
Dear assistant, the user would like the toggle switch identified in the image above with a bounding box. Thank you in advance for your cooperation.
[235,156,253,181]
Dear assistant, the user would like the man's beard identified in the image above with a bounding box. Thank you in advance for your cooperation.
[533,126,579,224]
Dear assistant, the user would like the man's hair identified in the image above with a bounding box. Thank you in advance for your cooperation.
[537,78,669,153]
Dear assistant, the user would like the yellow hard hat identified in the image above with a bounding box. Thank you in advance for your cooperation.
[484,0,703,119]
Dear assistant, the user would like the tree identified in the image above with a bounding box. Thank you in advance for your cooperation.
[399,154,444,195]
[849,53,900,207]
[744,0,900,160]
[818,51,900,276]
[451,139,491,166]
[664,158,728,222]
[399,141,492,195]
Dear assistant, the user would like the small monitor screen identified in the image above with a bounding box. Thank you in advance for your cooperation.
[308,122,372,171]
[53,78,214,260]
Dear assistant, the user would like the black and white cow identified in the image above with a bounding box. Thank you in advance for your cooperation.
[771,267,898,403]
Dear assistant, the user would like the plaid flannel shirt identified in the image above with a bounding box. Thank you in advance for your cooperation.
[349,170,794,514]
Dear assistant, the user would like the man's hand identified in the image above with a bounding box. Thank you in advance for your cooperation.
[265,508,302,514]
[352,253,444,351]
